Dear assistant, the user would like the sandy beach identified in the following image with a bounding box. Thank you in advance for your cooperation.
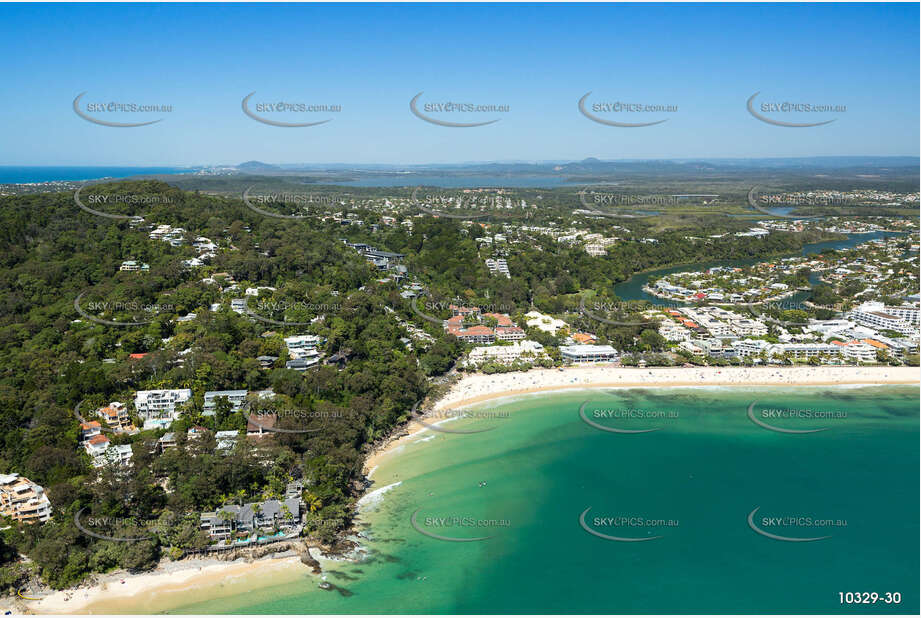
[22,555,309,614]
[363,365,918,474]
[20,365,918,614]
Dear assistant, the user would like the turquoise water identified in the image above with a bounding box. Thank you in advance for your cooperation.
[164,385,918,615]
[0,166,193,184]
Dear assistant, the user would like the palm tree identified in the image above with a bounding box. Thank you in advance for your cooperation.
[217,509,235,526]
[304,492,323,513]
[280,503,293,527]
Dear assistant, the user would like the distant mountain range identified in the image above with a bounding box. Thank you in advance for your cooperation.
[227,156,918,174]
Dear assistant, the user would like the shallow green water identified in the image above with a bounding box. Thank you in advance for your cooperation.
[170,386,919,614]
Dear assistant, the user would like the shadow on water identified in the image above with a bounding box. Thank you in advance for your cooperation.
[326,569,360,581]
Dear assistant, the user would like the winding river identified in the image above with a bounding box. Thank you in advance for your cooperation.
[612,231,906,306]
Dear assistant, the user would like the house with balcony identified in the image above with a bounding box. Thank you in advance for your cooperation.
[135,389,192,429]
[158,432,178,452]
[203,390,248,416]
[99,401,136,433]
[79,421,102,444]
[284,335,323,358]
[84,434,110,457]
[200,497,302,542]
[0,473,52,524]
[93,444,133,469]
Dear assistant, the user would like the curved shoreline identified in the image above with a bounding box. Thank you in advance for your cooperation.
[363,365,918,474]
[20,555,310,615]
[434,365,917,409]
[22,366,918,614]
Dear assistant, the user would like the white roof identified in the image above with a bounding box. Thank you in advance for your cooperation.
[560,344,617,354]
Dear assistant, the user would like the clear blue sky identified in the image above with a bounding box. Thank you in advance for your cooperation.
[0,2,917,165]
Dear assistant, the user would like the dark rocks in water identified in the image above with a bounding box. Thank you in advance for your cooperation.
[319,581,354,597]
[294,544,322,574]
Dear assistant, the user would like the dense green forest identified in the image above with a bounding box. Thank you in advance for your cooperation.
[0,181,441,590]
[0,180,847,591]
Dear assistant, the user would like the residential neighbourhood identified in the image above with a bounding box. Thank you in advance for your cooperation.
[646,235,918,306]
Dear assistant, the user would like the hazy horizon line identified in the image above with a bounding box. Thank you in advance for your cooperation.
[3,154,919,170]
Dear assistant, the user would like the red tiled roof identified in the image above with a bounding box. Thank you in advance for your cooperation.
[88,434,109,445]
[452,325,494,337]
[483,312,514,326]
[247,414,278,433]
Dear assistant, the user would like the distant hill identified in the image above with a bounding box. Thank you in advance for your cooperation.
[236,161,282,172]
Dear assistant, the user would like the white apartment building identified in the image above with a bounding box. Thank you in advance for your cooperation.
[878,304,919,324]
[485,258,511,278]
[768,343,841,360]
[467,340,545,366]
[284,335,322,358]
[659,323,692,342]
[729,319,768,337]
[135,389,192,428]
[203,390,249,416]
[679,308,734,337]
[806,319,857,337]
[832,340,879,363]
[699,318,733,337]
[849,302,918,336]
[584,237,618,256]
[732,338,771,358]
[585,244,607,257]
[560,344,618,363]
